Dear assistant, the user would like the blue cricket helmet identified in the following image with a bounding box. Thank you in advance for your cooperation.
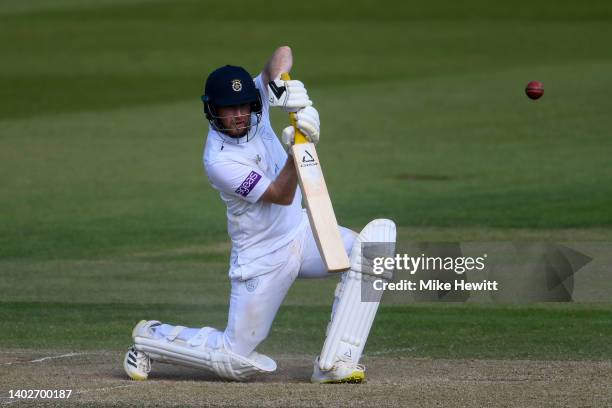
[201,65,262,135]
[203,65,260,106]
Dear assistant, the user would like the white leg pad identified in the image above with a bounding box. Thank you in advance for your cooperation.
[319,219,396,371]
[134,325,276,381]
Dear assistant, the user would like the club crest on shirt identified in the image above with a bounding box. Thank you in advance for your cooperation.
[232,79,242,92]
[245,277,259,292]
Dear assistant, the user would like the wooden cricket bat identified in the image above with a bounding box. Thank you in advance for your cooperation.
[282,73,350,273]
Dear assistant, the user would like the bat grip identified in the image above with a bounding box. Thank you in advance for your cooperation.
[280,72,308,144]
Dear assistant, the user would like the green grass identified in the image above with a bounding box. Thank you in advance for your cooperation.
[1,300,611,360]
[1,258,611,360]
[1,0,611,361]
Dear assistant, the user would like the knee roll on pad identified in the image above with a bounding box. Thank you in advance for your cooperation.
[319,219,396,371]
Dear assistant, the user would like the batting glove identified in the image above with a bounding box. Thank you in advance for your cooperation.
[268,78,312,112]
[282,106,320,154]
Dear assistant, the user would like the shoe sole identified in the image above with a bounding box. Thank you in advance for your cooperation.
[123,357,148,381]
[311,371,365,384]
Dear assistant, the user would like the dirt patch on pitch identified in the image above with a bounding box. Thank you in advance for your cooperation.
[0,350,610,407]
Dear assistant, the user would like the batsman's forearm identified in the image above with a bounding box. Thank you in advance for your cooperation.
[263,46,293,84]
[274,157,299,204]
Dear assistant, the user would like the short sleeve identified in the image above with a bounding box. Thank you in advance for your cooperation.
[206,159,271,203]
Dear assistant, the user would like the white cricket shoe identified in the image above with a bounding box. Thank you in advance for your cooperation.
[123,320,160,380]
[123,345,151,380]
[310,356,365,384]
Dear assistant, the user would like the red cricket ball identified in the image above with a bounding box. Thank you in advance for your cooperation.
[525,81,544,100]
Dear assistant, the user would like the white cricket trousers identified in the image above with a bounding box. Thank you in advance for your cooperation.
[155,220,356,357]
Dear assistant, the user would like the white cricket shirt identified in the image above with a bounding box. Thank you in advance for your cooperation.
[203,74,305,274]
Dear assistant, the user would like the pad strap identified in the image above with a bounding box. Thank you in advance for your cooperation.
[187,327,215,347]
[166,326,186,342]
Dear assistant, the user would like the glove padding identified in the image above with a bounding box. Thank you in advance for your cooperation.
[268,78,312,112]
[282,106,320,154]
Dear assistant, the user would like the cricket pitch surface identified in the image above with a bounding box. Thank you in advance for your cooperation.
[1,350,610,407]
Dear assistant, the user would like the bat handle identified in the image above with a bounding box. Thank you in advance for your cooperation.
[280,72,308,144]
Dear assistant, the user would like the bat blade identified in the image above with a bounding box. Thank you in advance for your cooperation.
[292,142,350,272]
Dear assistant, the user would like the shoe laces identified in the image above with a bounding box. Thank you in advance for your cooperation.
[336,357,365,372]
[142,356,151,373]
[130,347,151,373]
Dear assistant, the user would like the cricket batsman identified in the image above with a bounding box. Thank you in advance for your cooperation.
[123,46,396,383]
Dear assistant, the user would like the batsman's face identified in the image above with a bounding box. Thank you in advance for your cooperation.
[217,104,251,137]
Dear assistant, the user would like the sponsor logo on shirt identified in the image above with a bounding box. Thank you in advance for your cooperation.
[235,171,262,197]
